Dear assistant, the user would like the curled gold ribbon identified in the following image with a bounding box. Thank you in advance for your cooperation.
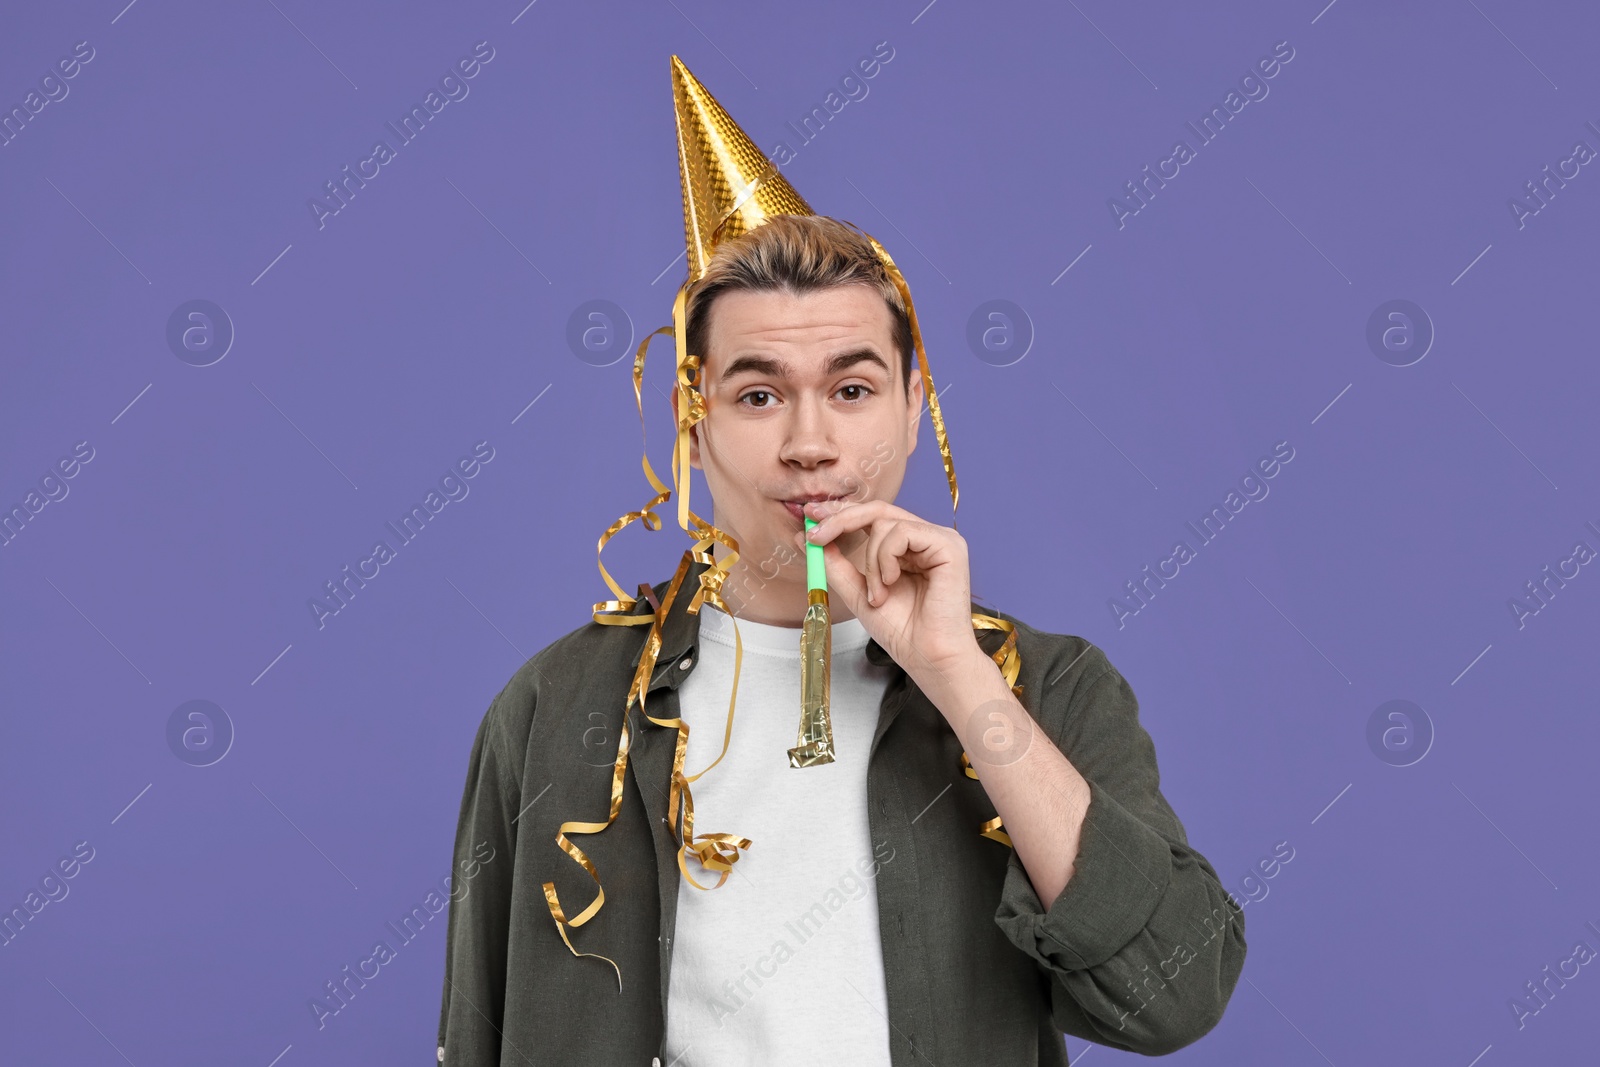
[862,230,959,521]
[542,282,757,991]
[958,611,1021,848]
[960,752,1014,848]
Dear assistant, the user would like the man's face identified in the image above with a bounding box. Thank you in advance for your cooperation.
[686,284,922,593]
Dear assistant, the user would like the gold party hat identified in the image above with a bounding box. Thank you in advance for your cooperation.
[672,55,813,283]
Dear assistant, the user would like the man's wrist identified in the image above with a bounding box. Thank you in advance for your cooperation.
[912,643,1010,725]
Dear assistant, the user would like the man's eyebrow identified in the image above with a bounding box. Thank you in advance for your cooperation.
[717,348,891,385]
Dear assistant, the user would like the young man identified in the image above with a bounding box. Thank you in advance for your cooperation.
[436,59,1245,1067]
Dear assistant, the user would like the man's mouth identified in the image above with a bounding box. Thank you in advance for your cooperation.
[779,494,848,523]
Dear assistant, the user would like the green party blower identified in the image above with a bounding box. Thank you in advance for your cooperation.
[788,516,836,767]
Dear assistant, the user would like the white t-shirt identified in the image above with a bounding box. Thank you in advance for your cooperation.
[662,602,896,1067]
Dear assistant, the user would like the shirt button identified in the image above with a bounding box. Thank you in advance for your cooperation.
[679,657,693,670]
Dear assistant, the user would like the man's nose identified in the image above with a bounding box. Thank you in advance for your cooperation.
[779,398,839,466]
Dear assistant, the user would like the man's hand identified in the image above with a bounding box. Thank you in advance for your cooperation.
[797,497,1094,912]
[792,498,982,685]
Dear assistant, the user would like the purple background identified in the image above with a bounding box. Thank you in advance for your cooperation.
[3,0,1597,1063]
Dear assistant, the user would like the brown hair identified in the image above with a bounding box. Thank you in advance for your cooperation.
[684,214,914,394]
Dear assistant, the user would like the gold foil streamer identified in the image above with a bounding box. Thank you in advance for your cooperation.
[862,232,960,519]
[540,55,1024,987]
[541,284,756,991]
[960,752,1014,848]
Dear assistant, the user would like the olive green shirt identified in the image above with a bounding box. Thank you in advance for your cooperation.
[437,556,1246,1064]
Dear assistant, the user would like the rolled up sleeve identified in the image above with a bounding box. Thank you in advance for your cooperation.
[993,655,1247,1055]
[438,690,523,1066]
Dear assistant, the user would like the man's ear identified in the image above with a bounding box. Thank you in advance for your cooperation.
[905,364,922,458]
[673,383,703,470]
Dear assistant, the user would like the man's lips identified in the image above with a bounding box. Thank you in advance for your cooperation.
[779,495,847,522]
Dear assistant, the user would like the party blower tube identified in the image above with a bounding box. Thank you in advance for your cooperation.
[789,516,836,767]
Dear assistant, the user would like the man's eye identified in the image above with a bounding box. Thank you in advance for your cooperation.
[738,386,870,407]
